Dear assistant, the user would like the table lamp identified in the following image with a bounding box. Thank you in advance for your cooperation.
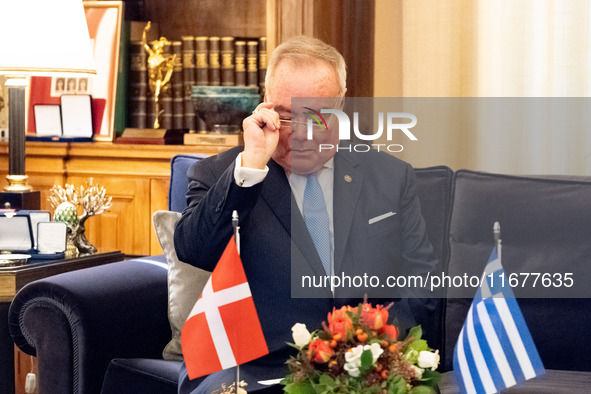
[0,0,96,201]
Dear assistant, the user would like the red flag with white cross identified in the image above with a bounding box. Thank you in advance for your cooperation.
[181,236,269,379]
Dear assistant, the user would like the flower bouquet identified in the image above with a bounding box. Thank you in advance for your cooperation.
[281,301,440,393]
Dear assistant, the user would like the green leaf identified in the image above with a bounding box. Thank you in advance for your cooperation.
[408,339,429,353]
[407,325,423,341]
[360,349,374,371]
[283,381,316,394]
[318,374,336,388]
[420,370,441,387]
[409,385,436,394]
[386,374,407,394]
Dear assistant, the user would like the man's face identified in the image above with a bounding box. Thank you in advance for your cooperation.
[265,61,342,175]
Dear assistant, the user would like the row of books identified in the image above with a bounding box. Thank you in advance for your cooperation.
[128,35,267,132]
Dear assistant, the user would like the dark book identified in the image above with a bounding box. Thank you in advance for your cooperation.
[147,94,156,129]
[259,37,267,95]
[247,40,259,88]
[173,97,184,129]
[182,36,196,132]
[181,36,196,97]
[171,41,183,98]
[161,96,173,130]
[221,37,235,86]
[195,36,209,85]
[234,40,246,86]
[209,37,221,86]
[128,41,148,129]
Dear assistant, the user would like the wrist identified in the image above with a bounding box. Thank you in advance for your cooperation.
[241,149,269,170]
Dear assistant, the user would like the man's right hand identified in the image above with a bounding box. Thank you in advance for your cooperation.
[241,102,281,170]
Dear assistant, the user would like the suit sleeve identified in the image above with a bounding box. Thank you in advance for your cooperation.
[396,162,442,332]
[174,156,264,271]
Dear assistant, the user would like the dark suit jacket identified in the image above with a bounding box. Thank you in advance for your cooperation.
[174,146,439,393]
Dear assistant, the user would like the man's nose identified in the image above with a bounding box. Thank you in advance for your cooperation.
[291,122,308,141]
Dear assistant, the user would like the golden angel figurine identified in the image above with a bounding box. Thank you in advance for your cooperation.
[142,21,176,129]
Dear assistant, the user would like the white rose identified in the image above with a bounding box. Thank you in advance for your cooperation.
[345,345,364,366]
[344,345,365,377]
[291,323,312,347]
[364,343,384,364]
[417,350,440,371]
[411,365,424,379]
[344,363,361,377]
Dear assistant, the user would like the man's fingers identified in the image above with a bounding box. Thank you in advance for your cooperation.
[245,106,280,131]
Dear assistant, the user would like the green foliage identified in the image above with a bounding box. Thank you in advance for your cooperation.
[407,326,422,341]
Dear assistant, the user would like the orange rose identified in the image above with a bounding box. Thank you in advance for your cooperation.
[327,306,354,338]
[362,304,389,330]
[308,339,334,363]
[379,324,399,340]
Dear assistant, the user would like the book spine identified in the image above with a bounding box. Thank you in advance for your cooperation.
[182,36,196,132]
[259,37,267,96]
[147,94,156,129]
[173,97,184,129]
[235,40,246,86]
[171,41,183,98]
[195,36,209,86]
[171,41,184,130]
[161,41,173,129]
[128,41,148,129]
[209,37,221,86]
[247,40,259,88]
[221,37,235,86]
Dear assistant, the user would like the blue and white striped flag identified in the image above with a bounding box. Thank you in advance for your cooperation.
[453,247,545,394]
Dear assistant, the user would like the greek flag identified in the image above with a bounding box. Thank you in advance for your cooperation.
[453,247,545,394]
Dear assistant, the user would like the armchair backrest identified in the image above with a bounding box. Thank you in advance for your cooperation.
[169,154,208,212]
[443,170,591,372]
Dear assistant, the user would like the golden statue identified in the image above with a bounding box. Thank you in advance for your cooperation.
[142,22,176,129]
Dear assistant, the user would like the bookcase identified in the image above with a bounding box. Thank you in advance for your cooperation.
[134,0,375,98]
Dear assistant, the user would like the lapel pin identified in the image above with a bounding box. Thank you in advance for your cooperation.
[344,175,352,183]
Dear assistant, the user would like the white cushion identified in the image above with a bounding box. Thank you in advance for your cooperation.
[152,210,210,361]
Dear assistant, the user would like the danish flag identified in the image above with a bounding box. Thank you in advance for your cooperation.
[181,236,268,380]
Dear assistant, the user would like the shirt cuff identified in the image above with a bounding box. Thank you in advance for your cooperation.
[234,152,269,187]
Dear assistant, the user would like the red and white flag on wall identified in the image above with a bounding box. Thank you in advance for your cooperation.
[181,236,269,380]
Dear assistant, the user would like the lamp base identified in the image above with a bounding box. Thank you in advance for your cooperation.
[4,175,32,192]
[0,190,40,210]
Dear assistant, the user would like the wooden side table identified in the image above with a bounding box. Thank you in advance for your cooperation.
[0,251,125,394]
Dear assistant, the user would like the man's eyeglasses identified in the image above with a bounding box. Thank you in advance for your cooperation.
[279,119,326,131]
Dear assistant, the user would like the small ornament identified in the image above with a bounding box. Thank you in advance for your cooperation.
[54,201,80,257]
[344,175,352,183]
[49,178,112,256]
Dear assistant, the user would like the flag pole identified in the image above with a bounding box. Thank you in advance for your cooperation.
[232,210,240,393]
[493,221,501,263]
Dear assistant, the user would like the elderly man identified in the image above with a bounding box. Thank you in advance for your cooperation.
[175,36,439,393]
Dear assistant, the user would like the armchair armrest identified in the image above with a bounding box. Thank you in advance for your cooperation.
[9,256,171,394]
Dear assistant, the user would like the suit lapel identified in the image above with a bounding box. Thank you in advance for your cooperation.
[260,160,327,278]
[333,152,363,274]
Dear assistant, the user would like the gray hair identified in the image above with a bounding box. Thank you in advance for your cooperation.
[265,36,347,96]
